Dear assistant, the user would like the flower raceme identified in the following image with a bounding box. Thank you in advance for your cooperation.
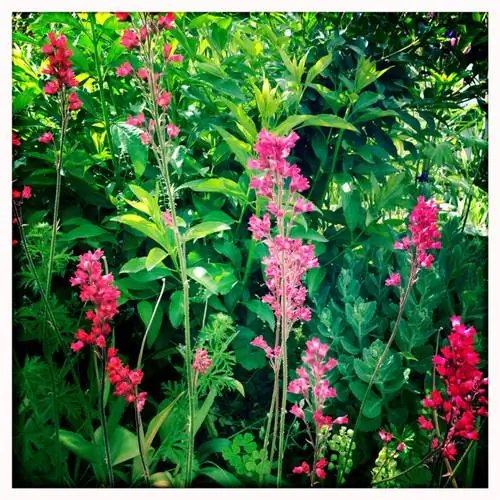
[193,348,213,375]
[247,130,318,356]
[289,338,346,483]
[107,347,147,411]
[41,32,78,94]
[418,316,488,461]
[69,249,120,352]
[393,196,441,269]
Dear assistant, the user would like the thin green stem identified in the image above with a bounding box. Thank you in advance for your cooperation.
[134,401,151,486]
[93,350,114,487]
[371,451,437,486]
[137,278,166,370]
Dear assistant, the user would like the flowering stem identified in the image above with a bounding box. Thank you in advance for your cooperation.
[340,259,417,484]
[431,333,458,488]
[134,400,150,485]
[93,349,114,487]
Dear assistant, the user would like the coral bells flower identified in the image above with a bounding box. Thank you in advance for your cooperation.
[385,273,400,287]
[137,68,148,80]
[250,335,281,363]
[12,190,22,200]
[378,429,393,443]
[193,348,212,375]
[41,32,78,92]
[290,404,305,420]
[248,214,271,240]
[166,123,180,138]
[157,91,172,109]
[116,61,133,77]
[140,132,152,145]
[164,43,183,63]
[107,347,147,411]
[115,12,130,22]
[38,131,54,143]
[21,186,32,199]
[419,316,487,461]
[394,196,441,269]
[288,338,339,432]
[68,92,82,110]
[158,13,175,30]
[333,415,349,425]
[292,462,311,475]
[12,133,21,147]
[121,29,140,50]
[69,249,120,352]
[127,113,146,127]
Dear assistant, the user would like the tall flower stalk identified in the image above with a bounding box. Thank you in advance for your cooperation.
[114,12,196,486]
[70,249,121,486]
[247,129,318,486]
[340,196,442,483]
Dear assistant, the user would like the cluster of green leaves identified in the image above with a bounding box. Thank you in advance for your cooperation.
[13,11,487,487]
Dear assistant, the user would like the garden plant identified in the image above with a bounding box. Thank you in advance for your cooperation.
[12,11,488,488]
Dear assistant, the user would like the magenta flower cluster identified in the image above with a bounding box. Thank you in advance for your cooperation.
[69,249,120,352]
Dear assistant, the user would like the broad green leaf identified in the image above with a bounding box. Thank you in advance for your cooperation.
[245,299,275,330]
[109,425,140,465]
[194,388,218,436]
[184,222,231,242]
[137,300,164,348]
[274,114,358,135]
[120,257,147,274]
[168,290,184,328]
[215,127,252,169]
[354,56,393,92]
[59,430,96,463]
[198,466,243,487]
[349,380,382,419]
[307,267,326,296]
[178,178,247,203]
[111,123,148,177]
[341,188,365,232]
[146,247,168,271]
[112,214,169,250]
[305,54,332,86]
[59,224,111,242]
[352,108,399,124]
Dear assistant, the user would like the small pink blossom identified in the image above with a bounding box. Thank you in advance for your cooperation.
[68,92,83,110]
[21,186,32,199]
[121,29,140,50]
[164,43,184,63]
[116,61,133,77]
[378,429,393,442]
[38,132,54,143]
[140,132,152,145]
[157,91,172,110]
[193,348,212,375]
[290,404,305,420]
[385,273,401,287]
[137,68,148,80]
[162,211,173,226]
[166,123,180,138]
[158,13,175,30]
[333,415,348,425]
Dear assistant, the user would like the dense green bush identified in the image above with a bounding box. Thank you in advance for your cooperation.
[12,12,487,488]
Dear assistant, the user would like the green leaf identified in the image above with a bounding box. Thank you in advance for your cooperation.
[341,188,365,232]
[112,214,170,250]
[307,267,326,296]
[120,257,147,274]
[137,300,164,348]
[109,425,140,465]
[354,56,393,92]
[273,114,358,135]
[245,299,275,330]
[194,388,218,436]
[215,126,252,169]
[146,247,168,271]
[184,221,231,242]
[305,54,332,86]
[59,430,96,463]
[179,178,247,203]
[349,380,382,419]
[168,290,184,328]
[198,466,243,487]
[59,223,111,242]
[111,123,148,177]
[352,108,399,124]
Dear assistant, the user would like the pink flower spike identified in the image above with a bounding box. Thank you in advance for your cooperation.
[193,348,212,375]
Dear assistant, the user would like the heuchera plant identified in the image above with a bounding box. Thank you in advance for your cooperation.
[288,337,348,486]
[247,129,318,485]
[419,316,487,475]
